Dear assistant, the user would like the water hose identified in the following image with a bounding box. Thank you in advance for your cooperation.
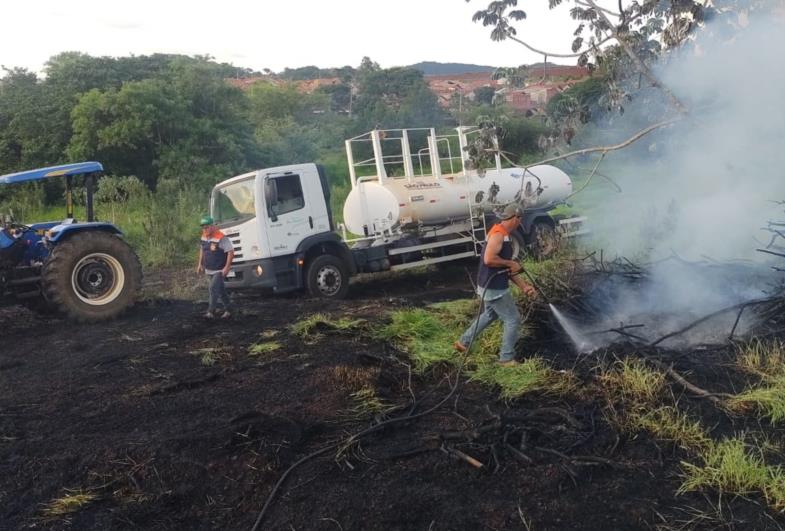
[513,267,553,306]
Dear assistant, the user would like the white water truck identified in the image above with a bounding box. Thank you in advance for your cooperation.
[210,127,586,299]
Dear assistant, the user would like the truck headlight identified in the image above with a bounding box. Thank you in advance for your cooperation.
[254,265,264,277]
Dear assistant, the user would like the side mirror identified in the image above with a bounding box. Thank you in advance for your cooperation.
[264,178,279,222]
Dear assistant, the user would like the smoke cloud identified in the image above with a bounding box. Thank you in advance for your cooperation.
[565,11,785,348]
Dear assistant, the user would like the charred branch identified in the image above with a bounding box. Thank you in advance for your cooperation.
[649,296,783,347]
[757,248,785,260]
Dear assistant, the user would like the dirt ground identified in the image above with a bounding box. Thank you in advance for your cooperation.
[1,266,783,530]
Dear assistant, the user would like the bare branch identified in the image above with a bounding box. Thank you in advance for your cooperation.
[566,151,608,199]
[506,31,613,59]
[522,117,681,168]
[575,0,622,18]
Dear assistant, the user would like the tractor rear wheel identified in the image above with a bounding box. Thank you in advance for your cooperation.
[42,231,142,322]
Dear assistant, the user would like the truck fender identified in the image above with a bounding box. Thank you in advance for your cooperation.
[520,211,555,238]
[296,233,357,275]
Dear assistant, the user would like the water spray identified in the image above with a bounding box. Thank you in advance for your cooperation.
[513,266,595,353]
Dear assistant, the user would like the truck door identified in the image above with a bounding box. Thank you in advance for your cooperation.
[262,167,325,257]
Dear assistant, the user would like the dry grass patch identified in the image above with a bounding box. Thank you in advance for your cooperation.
[344,387,398,420]
[41,490,97,518]
[329,365,380,391]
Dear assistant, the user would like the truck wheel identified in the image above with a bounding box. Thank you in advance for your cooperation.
[529,221,560,259]
[42,231,142,322]
[306,254,349,299]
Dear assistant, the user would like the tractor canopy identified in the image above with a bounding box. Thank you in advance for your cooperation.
[0,162,103,185]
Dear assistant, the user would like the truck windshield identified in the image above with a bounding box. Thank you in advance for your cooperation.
[213,178,256,224]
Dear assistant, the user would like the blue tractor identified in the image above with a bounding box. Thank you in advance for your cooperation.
[0,162,142,321]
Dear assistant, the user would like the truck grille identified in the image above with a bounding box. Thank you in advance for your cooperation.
[225,231,244,261]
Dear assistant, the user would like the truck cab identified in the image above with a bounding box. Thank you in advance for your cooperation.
[212,163,354,297]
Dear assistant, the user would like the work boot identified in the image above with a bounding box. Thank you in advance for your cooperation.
[497,359,520,368]
[453,341,467,353]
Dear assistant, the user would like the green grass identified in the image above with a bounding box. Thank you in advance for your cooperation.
[375,299,483,372]
[736,339,785,381]
[427,299,478,323]
[377,299,568,399]
[728,377,785,425]
[248,341,282,356]
[469,356,572,400]
[377,298,533,373]
[728,340,785,425]
[632,406,712,452]
[599,358,666,405]
[290,313,366,343]
[190,347,221,366]
[679,437,785,511]
[595,351,785,511]
[377,307,464,372]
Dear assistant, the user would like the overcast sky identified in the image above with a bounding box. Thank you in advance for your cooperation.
[0,0,582,75]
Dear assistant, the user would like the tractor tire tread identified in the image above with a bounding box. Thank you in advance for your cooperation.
[42,231,142,322]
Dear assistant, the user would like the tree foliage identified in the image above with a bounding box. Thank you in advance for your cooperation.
[0,53,460,195]
[352,66,446,131]
[66,60,260,189]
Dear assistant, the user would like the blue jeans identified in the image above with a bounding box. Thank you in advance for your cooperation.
[459,291,520,362]
[208,273,231,312]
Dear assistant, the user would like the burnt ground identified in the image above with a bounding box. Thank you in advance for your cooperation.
[1,266,784,530]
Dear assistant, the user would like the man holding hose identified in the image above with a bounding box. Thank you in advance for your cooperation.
[454,204,537,367]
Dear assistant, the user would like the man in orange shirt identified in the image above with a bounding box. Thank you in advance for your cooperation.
[455,204,536,366]
[196,215,235,318]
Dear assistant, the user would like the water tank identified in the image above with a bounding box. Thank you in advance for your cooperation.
[343,165,572,235]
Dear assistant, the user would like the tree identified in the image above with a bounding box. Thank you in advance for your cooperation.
[352,66,444,131]
[0,68,52,171]
[473,86,497,106]
[492,65,528,89]
[67,59,261,189]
